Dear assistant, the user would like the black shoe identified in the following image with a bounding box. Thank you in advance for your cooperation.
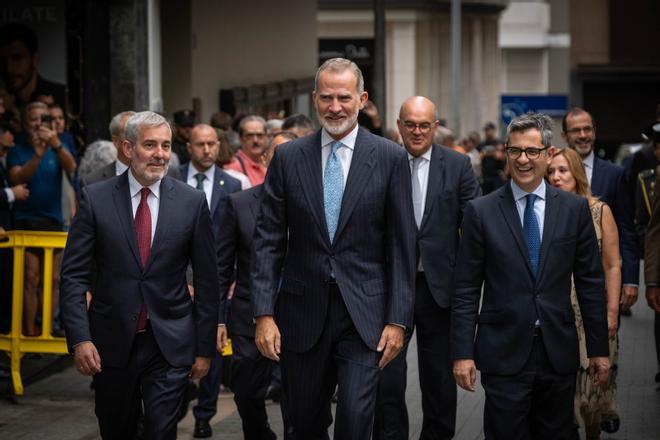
[601,415,620,433]
[655,371,660,383]
[194,419,212,438]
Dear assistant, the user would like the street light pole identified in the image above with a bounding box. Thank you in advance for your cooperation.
[451,0,461,135]
[373,0,386,130]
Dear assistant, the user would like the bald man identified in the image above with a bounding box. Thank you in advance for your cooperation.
[374,97,480,440]
[177,124,241,437]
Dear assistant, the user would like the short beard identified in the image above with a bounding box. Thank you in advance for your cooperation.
[316,106,359,137]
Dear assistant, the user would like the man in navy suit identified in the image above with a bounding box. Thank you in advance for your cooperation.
[177,123,241,438]
[374,96,480,440]
[562,107,639,312]
[452,113,610,439]
[251,58,416,439]
[60,111,220,439]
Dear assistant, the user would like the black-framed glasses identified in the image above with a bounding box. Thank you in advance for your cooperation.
[400,121,437,133]
[505,146,548,159]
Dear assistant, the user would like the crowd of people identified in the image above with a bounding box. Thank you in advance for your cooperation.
[1,54,659,440]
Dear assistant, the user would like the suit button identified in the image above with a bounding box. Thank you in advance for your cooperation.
[132,315,137,321]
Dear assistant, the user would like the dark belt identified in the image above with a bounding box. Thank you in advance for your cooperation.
[532,326,541,337]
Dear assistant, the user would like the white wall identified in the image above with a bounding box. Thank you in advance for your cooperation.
[189,0,318,122]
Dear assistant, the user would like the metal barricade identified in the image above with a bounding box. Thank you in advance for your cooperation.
[0,230,68,395]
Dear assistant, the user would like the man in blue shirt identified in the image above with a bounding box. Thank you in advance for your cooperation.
[7,101,76,336]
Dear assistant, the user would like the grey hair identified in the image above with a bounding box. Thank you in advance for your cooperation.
[315,58,364,94]
[506,112,554,148]
[238,115,267,136]
[433,126,454,146]
[23,101,47,120]
[266,119,283,133]
[124,111,172,145]
[79,140,117,179]
[108,111,135,138]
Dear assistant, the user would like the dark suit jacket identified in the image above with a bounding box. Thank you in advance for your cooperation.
[645,167,660,285]
[451,183,608,375]
[418,145,481,308]
[0,161,11,229]
[177,163,242,232]
[82,161,181,188]
[251,128,417,352]
[217,185,262,336]
[60,173,220,368]
[591,156,639,284]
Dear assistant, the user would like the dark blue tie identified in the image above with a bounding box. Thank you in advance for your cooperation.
[523,194,541,277]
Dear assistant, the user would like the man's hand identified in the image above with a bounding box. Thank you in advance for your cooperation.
[453,359,477,392]
[620,285,639,312]
[588,356,610,387]
[377,324,404,369]
[646,286,660,313]
[37,125,59,147]
[11,184,29,201]
[607,311,618,338]
[255,316,281,361]
[189,356,212,380]
[73,341,102,376]
[216,325,229,353]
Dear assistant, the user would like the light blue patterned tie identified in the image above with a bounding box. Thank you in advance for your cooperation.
[523,194,541,278]
[324,141,344,242]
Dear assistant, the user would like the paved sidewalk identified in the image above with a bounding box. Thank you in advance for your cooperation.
[1,289,658,439]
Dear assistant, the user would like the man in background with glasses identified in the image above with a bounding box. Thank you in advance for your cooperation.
[562,107,639,317]
[452,112,609,439]
[225,115,269,187]
[374,96,480,440]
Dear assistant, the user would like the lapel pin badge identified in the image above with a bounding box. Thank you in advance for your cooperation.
[220,180,225,186]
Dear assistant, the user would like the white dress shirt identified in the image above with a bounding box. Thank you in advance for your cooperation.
[186,164,215,208]
[115,160,129,176]
[320,124,359,184]
[511,179,546,238]
[407,148,432,219]
[582,150,595,185]
[128,169,160,242]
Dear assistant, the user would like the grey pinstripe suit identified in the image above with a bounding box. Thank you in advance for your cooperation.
[251,127,416,439]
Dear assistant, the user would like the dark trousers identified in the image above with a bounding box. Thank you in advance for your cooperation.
[93,328,190,440]
[655,311,660,370]
[481,334,576,440]
[280,283,381,440]
[374,272,456,440]
[0,248,12,333]
[192,350,224,421]
[231,332,277,440]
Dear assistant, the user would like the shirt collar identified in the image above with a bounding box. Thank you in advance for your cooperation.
[511,179,546,202]
[128,168,161,200]
[582,149,595,169]
[407,146,432,163]
[115,160,129,176]
[188,162,215,181]
[321,123,359,150]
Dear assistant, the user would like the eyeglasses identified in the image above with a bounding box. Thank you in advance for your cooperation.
[566,126,593,135]
[242,132,266,139]
[401,121,436,133]
[505,146,548,159]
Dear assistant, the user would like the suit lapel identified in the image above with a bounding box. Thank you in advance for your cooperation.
[498,184,534,276]
[210,166,224,215]
[536,185,559,281]
[333,128,375,243]
[296,132,329,246]
[112,172,142,268]
[419,144,445,231]
[590,156,604,196]
[249,186,262,221]
[144,177,174,273]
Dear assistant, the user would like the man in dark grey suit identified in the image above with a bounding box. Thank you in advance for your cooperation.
[251,58,416,439]
[452,113,610,439]
[60,111,219,439]
[83,111,179,187]
[177,123,241,438]
[374,96,480,440]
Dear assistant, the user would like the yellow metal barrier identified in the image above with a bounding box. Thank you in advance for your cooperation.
[0,230,68,395]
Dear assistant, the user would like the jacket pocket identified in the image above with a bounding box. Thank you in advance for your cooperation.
[362,278,386,297]
[168,301,193,318]
[280,276,305,296]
